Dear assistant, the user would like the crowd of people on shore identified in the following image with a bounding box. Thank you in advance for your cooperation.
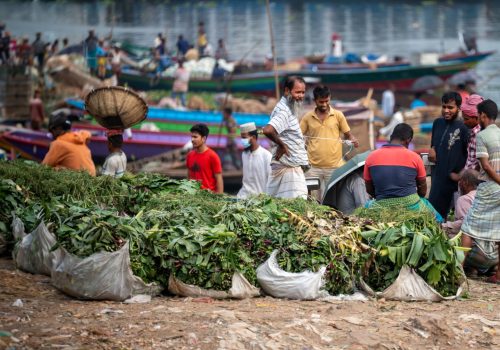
[0,23,69,71]
[0,20,228,80]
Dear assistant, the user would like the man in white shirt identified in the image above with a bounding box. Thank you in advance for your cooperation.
[237,122,272,199]
[263,76,310,199]
[101,132,127,178]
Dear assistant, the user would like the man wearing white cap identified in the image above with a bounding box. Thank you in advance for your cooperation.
[237,122,272,199]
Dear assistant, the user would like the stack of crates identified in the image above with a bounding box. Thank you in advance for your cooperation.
[0,66,34,124]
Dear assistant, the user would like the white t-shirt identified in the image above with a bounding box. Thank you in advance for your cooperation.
[379,111,404,138]
[237,146,272,199]
[101,151,127,178]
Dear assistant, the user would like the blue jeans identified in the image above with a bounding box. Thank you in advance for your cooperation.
[172,91,187,107]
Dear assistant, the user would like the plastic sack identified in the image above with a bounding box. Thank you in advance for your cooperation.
[51,242,161,301]
[13,221,62,276]
[12,215,25,241]
[256,250,327,300]
[360,265,466,302]
[168,272,260,299]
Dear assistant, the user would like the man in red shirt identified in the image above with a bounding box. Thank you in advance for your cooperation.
[186,123,223,193]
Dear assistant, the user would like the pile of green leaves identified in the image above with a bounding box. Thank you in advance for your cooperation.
[0,160,131,209]
[1,161,368,295]
[356,207,465,297]
[0,179,27,251]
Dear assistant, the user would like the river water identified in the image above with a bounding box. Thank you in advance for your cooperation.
[3,0,500,101]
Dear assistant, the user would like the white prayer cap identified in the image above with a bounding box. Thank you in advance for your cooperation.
[240,122,257,133]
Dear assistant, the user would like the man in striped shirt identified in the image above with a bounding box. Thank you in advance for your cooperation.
[263,76,309,199]
[461,99,500,283]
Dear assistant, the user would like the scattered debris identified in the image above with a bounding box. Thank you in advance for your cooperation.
[12,299,23,307]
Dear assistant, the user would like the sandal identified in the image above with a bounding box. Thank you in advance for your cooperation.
[485,276,500,285]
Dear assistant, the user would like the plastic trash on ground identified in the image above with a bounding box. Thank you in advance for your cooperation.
[256,250,327,300]
[51,242,161,301]
[13,220,62,276]
[168,272,260,299]
[360,265,466,302]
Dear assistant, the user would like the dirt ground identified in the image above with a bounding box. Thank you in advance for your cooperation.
[0,258,499,350]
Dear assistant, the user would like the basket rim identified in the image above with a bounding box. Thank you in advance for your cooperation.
[84,86,148,128]
[84,86,148,110]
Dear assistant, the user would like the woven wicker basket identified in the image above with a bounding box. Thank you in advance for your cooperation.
[85,86,148,129]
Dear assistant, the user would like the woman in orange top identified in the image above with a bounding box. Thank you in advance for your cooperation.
[42,111,96,176]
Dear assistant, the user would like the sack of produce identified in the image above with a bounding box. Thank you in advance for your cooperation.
[168,272,259,299]
[13,221,62,276]
[356,208,468,302]
[256,250,327,300]
[51,242,161,301]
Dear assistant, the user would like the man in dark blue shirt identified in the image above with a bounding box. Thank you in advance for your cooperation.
[428,92,470,219]
[176,35,190,58]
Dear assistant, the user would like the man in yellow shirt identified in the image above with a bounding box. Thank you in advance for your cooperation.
[300,85,358,201]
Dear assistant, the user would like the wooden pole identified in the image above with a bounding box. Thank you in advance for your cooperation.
[216,41,259,147]
[265,0,280,100]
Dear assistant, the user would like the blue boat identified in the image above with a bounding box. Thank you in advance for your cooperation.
[66,99,271,127]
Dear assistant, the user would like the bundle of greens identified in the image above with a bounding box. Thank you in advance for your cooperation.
[356,207,466,297]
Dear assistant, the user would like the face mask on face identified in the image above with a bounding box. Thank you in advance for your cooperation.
[240,137,251,149]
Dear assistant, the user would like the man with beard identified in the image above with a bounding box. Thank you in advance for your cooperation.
[237,122,272,199]
[428,92,470,219]
[186,123,223,193]
[461,99,500,283]
[300,85,359,201]
[263,76,309,199]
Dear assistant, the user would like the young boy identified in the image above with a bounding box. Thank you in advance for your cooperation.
[186,123,223,193]
[101,131,127,178]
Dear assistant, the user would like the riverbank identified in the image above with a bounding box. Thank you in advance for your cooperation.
[1,257,499,349]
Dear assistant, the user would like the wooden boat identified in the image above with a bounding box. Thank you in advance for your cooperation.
[0,125,264,164]
[118,51,494,96]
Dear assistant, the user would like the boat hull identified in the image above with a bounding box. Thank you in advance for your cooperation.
[0,127,257,165]
[118,51,494,96]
